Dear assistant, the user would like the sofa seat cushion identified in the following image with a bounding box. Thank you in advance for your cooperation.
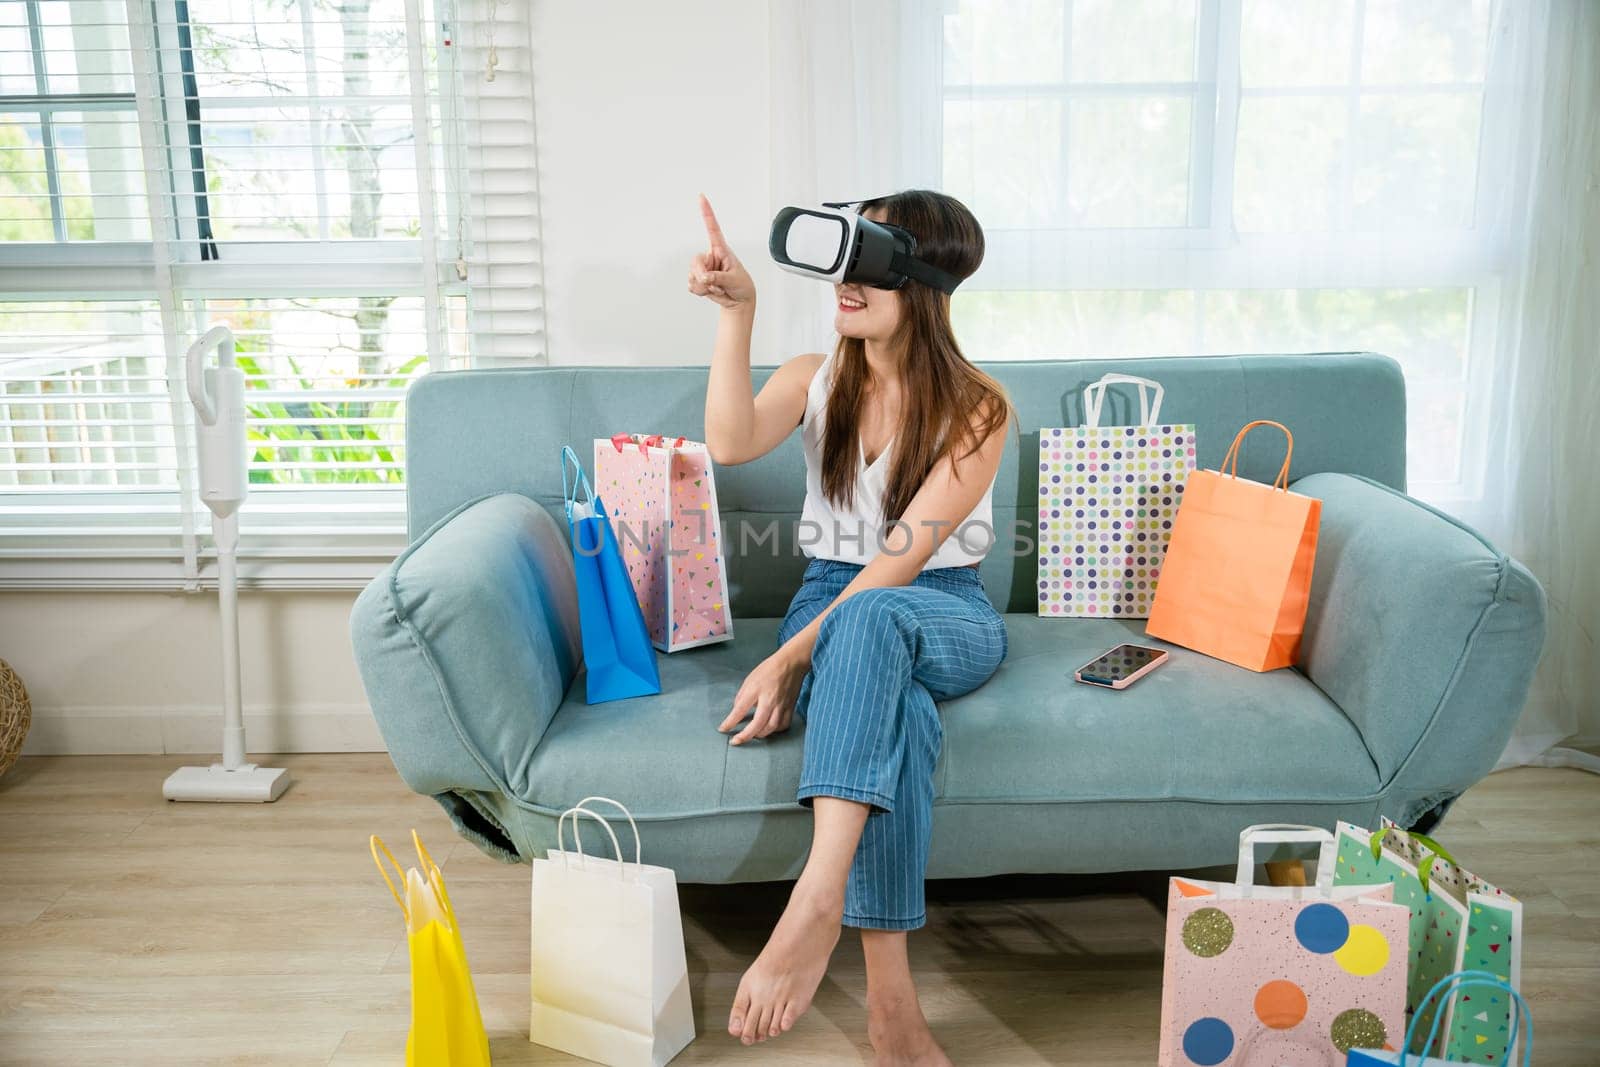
[525,619,803,817]
[939,616,1380,805]
[519,616,1381,819]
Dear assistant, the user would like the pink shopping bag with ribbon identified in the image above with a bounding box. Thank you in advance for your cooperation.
[1159,825,1409,1066]
[593,434,734,653]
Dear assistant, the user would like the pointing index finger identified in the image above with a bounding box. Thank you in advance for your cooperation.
[699,193,728,251]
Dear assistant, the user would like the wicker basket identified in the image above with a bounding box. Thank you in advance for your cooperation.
[0,658,30,779]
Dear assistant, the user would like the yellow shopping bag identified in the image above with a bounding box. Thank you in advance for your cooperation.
[372,830,492,1067]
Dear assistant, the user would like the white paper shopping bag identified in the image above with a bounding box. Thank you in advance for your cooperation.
[530,797,695,1067]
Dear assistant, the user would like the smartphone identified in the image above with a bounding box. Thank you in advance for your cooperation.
[1074,644,1169,690]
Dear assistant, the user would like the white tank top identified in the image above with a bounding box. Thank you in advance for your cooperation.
[799,351,996,569]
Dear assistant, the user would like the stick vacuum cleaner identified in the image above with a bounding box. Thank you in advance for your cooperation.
[162,326,291,803]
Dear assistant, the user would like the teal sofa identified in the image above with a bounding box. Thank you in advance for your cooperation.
[350,354,1546,879]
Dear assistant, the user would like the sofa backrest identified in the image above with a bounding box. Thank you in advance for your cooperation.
[404,353,1406,617]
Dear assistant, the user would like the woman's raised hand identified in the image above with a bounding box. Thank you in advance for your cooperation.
[689,195,756,310]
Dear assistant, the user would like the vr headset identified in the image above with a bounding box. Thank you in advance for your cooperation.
[768,200,963,294]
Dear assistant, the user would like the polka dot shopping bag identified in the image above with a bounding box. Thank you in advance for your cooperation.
[1037,374,1196,618]
[1158,825,1409,1067]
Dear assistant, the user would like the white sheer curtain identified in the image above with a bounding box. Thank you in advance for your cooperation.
[1481,1,1600,771]
[768,0,919,354]
[767,0,1598,767]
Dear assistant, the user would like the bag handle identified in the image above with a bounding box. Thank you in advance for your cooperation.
[571,796,642,867]
[556,804,639,882]
[561,445,595,520]
[1236,824,1336,892]
[1083,373,1165,428]
[372,831,458,928]
[410,826,440,876]
[371,834,409,920]
[1371,825,1462,896]
[1400,971,1532,1067]
[1220,420,1294,490]
[610,433,688,454]
[410,828,458,929]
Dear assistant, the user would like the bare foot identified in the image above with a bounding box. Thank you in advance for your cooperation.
[728,881,843,1044]
[868,990,952,1067]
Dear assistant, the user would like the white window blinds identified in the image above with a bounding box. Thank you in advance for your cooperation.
[0,0,544,589]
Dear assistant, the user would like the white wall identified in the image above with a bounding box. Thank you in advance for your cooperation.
[7,590,375,755]
[5,2,776,755]
[533,0,779,365]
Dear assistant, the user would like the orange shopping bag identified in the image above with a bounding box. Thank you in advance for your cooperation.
[1145,420,1320,671]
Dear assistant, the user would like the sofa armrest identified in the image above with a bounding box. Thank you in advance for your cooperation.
[350,492,581,859]
[1293,473,1546,826]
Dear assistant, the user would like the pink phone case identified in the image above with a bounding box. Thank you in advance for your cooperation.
[1074,645,1169,690]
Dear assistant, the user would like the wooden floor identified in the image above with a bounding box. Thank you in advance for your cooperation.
[0,755,1595,1066]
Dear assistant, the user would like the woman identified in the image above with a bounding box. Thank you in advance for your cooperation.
[688,189,1011,1065]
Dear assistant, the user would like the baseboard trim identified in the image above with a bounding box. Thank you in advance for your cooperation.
[19,704,387,756]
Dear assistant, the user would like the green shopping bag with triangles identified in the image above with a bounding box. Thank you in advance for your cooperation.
[1334,820,1523,1062]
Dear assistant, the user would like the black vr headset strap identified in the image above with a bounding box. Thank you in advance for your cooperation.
[888,251,963,295]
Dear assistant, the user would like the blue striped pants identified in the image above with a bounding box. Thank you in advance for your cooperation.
[780,558,1008,931]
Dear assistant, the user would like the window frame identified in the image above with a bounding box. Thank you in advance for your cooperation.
[913,0,1518,508]
[0,0,472,590]
[1,0,144,243]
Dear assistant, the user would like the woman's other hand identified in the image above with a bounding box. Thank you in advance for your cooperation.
[689,195,756,310]
[719,645,807,745]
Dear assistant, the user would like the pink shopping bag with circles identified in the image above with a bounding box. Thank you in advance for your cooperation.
[593,434,734,653]
[1159,825,1409,1066]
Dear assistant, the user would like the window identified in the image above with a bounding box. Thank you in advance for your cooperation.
[0,0,542,588]
[927,0,1509,503]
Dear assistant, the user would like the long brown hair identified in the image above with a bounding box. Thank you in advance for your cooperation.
[821,190,1011,523]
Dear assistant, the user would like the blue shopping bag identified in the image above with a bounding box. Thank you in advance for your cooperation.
[1346,971,1531,1067]
[562,445,662,704]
